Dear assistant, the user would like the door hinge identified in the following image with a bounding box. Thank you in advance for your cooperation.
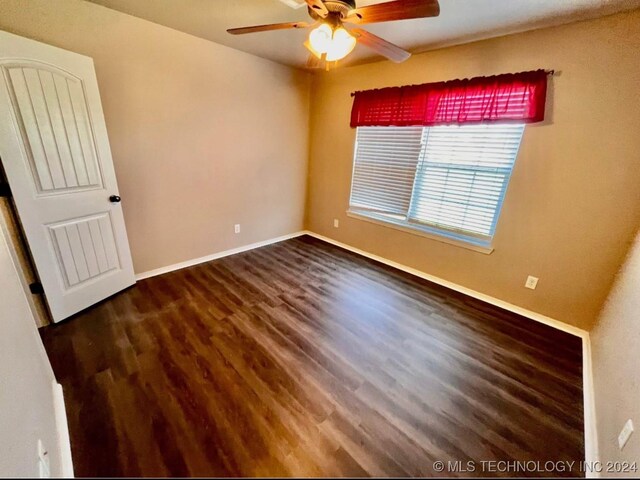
[0,183,11,198]
[29,282,44,295]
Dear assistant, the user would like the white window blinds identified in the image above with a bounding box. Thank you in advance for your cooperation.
[350,127,424,217]
[349,124,525,245]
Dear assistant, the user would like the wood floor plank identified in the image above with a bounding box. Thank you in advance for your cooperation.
[41,235,584,477]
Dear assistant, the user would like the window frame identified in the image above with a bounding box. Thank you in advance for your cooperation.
[347,123,525,253]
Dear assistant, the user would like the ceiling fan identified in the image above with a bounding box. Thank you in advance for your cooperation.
[227,0,440,69]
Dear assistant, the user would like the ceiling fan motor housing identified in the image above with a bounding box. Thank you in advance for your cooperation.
[309,0,356,20]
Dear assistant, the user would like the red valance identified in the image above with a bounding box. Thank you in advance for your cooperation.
[350,70,548,128]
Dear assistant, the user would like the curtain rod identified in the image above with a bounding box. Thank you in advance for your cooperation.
[350,70,556,97]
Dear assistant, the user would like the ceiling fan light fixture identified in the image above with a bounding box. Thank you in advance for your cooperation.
[308,23,356,62]
[308,23,333,55]
[229,0,440,67]
[326,26,356,61]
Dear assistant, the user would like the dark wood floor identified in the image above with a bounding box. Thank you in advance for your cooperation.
[41,235,584,477]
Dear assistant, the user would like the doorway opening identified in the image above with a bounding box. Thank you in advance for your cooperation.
[0,158,50,327]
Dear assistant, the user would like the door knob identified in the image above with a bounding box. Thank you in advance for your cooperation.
[109,195,121,203]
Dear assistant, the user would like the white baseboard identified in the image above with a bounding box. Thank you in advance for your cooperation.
[52,381,74,478]
[135,231,306,280]
[302,230,598,467]
[582,336,600,477]
[304,231,586,337]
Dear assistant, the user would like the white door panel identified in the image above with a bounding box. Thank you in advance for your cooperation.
[7,65,103,193]
[0,30,135,322]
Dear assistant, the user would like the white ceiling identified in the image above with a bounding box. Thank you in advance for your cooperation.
[86,0,640,69]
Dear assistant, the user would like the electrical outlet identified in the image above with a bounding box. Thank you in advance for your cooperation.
[525,275,539,290]
[334,219,339,228]
[37,439,50,478]
[234,224,240,234]
[619,419,634,450]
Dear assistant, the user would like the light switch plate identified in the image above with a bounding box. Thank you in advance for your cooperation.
[334,219,339,228]
[619,419,634,450]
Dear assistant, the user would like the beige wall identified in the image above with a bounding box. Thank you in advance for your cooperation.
[592,231,640,471]
[0,0,310,274]
[306,10,640,330]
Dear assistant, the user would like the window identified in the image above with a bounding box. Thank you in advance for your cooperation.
[348,123,525,249]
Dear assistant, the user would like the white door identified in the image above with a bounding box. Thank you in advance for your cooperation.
[0,30,135,322]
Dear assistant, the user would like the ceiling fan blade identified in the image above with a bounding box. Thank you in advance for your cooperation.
[351,28,411,63]
[227,21,311,35]
[305,0,329,17]
[345,0,440,25]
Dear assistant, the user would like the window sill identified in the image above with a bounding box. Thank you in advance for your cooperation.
[346,210,495,255]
